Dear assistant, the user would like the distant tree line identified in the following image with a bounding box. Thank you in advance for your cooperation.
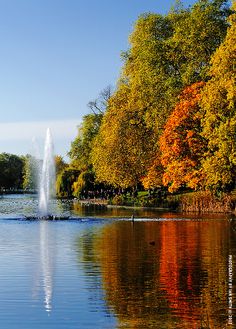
[0,153,24,191]
[55,1,236,199]
[0,153,68,194]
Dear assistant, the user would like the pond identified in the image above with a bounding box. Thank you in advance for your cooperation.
[0,194,235,328]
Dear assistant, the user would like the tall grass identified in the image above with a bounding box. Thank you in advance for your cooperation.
[179,191,235,213]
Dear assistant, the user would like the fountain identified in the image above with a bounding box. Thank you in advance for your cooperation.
[38,128,56,219]
[24,128,69,220]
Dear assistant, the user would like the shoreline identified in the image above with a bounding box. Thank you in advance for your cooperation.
[76,198,236,215]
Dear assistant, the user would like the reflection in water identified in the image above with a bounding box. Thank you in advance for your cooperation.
[40,221,54,313]
[79,220,236,328]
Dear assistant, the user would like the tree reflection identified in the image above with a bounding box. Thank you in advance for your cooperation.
[79,220,234,328]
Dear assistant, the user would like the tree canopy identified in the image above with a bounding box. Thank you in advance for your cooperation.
[160,82,206,192]
[91,0,231,191]
[0,153,24,190]
[200,1,236,191]
[65,0,234,197]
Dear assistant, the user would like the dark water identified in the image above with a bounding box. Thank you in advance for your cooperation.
[0,195,235,328]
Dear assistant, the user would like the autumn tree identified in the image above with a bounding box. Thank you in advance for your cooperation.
[121,0,230,133]
[69,113,103,172]
[200,1,236,192]
[92,84,157,188]
[92,1,230,190]
[159,82,206,192]
[168,0,231,85]
[68,87,112,196]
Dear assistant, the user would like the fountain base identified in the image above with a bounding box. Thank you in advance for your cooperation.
[24,215,70,221]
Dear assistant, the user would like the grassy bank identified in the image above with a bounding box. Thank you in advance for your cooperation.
[109,191,178,210]
[109,190,236,214]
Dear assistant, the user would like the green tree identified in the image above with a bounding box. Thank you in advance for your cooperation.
[22,154,39,191]
[0,153,24,190]
[56,168,80,198]
[201,2,236,191]
[69,112,103,171]
[68,87,112,197]
[55,155,67,176]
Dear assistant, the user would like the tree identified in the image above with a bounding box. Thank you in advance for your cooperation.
[0,153,24,190]
[121,1,230,133]
[141,154,163,190]
[92,85,157,188]
[56,168,80,198]
[92,1,230,190]
[22,154,39,190]
[55,155,67,176]
[87,85,113,114]
[68,87,112,197]
[200,2,236,191]
[159,82,206,192]
[69,113,103,171]
[69,86,112,171]
[168,0,231,85]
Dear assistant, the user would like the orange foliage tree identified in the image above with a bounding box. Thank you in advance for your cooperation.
[160,82,206,192]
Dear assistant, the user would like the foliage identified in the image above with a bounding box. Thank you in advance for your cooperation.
[121,0,230,133]
[55,155,67,176]
[69,113,103,171]
[92,1,230,191]
[60,0,233,198]
[168,0,231,85]
[0,153,24,190]
[160,82,206,192]
[200,2,236,191]
[68,87,113,196]
[22,154,39,190]
[141,155,163,190]
[72,171,95,197]
[92,85,157,188]
[56,168,80,198]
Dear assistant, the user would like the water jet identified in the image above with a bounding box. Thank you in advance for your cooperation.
[38,128,56,218]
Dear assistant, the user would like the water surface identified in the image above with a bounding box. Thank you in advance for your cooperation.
[0,195,235,328]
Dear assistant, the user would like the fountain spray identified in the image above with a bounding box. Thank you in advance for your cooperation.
[39,128,56,217]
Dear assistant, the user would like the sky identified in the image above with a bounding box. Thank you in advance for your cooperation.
[0,0,196,160]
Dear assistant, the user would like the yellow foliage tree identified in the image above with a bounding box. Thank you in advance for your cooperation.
[201,1,236,191]
[92,85,156,188]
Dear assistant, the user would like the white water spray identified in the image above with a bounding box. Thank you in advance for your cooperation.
[39,128,56,216]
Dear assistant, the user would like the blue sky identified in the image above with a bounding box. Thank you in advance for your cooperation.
[0,0,196,159]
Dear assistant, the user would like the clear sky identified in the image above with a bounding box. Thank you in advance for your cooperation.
[0,0,196,160]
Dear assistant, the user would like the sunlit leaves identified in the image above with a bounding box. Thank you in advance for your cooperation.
[201,4,236,191]
[69,113,103,171]
[92,86,156,188]
[160,82,206,192]
[168,0,230,84]
[69,1,232,194]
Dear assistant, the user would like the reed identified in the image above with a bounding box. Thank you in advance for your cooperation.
[180,191,235,213]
